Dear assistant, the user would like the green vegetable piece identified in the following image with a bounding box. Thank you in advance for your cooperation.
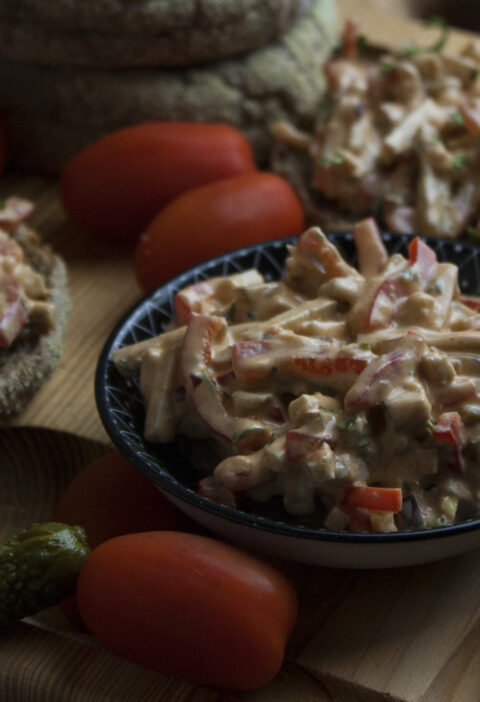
[451,111,464,127]
[452,154,470,169]
[0,522,90,630]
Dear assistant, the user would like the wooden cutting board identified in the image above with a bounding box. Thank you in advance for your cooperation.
[2,4,480,701]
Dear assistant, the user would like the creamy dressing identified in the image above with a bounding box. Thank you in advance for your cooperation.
[114,222,480,533]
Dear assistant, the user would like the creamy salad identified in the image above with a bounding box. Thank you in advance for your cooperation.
[113,220,480,533]
[273,19,480,241]
[0,197,55,347]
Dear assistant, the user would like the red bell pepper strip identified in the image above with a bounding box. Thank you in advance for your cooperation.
[182,314,270,450]
[432,411,466,473]
[407,237,438,285]
[0,197,33,231]
[361,237,437,331]
[175,281,217,326]
[232,339,273,381]
[341,486,403,512]
[0,275,27,348]
[296,228,359,279]
[290,355,368,378]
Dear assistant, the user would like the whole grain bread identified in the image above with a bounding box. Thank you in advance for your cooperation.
[0,225,70,418]
[0,0,315,68]
[0,0,338,174]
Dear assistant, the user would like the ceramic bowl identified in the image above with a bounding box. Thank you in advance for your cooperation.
[95,232,480,569]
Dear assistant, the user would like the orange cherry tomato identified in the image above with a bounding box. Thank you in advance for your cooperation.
[135,172,305,291]
[52,452,194,549]
[60,122,257,242]
[76,531,298,690]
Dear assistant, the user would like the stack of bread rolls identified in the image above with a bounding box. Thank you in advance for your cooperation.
[0,0,338,173]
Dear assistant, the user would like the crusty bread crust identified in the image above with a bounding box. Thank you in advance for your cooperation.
[0,0,338,173]
[0,0,315,68]
[0,225,70,418]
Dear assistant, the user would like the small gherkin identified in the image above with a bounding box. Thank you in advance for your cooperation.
[0,522,90,629]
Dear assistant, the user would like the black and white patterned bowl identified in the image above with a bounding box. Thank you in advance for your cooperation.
[95,233,480,568]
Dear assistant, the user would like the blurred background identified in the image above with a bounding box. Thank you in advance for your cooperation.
[368,0,480,32]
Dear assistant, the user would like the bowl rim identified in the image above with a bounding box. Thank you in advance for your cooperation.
[95,232,480,546]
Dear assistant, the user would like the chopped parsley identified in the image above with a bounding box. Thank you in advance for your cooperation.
[318,153,346,167]
[400,268,420,283]
[426,279,443,295]
[198,369,217,395]
[381,60,396,73]
[426,16,450,53]
[400,16,449,56]
[466,226,480,240]
[452,154,470,169]
[451,110,464,127]
[359,342,371,350]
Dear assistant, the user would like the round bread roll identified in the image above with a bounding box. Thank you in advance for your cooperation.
[0,0,315,68]
[0,0,338,174]
[0,224,70,418]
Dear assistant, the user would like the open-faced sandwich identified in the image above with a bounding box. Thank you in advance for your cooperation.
[0,197,69,417]
[273,19,480,241]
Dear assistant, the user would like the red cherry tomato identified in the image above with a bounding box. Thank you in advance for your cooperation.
[52,452,194,549]
[135,172,305,291]
[60,122,257,242]
[76,531,298,690]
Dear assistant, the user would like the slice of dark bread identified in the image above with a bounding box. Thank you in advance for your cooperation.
[0,0,316,68]
[0,224,70,418]
[0,0,338,173]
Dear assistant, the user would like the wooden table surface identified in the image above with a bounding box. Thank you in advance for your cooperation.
[2,3,480,701]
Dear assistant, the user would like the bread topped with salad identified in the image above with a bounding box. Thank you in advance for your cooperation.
[113,219,480,534]
[0,197,69,417]
[273,18,480,241]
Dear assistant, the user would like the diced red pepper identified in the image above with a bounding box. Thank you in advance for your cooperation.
[0,296,27,347]
[0,275,27,348]
[341,485,403,512]
[408,237,437,284]
[174,281,217,325]
[361,238,437,331]
[460,103,480,135]
[0,197,34,231]
[232,339,273,381]
[182,314,270,449]
[296,228,357,278]
[285,430,334,463]
[290,355,367,377]
[432,411,466,473]
[340,18,361,59]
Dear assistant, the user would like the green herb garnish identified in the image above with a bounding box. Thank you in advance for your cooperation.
[198,369,217,395]
[452,110,464,127]
[427,16,449,53]
[400,15,449,57]
[466,226,480,240]
[452,154,470,169]
[318,153,346,167]
[381,60,396,73]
